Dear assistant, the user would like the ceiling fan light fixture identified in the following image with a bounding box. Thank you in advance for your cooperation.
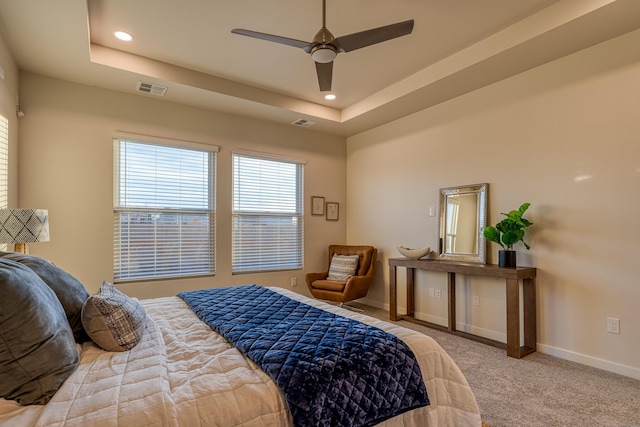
[311,45,337,63]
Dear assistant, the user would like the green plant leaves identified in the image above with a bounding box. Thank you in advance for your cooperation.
[485,203,533,251]
[501,230,522,249]
[483,226,504,249]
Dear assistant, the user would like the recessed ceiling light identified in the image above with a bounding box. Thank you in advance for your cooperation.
[324,94,336,100]
[114,31,133,41]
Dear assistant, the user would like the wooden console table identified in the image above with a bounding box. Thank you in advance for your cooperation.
[389,258,537,358]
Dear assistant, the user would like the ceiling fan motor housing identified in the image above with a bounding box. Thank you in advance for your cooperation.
[311,27,338,63]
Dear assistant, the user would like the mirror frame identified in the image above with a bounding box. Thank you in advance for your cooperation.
[438,183,488,264]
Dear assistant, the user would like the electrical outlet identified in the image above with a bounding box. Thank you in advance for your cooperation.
[606,317,620,334]
[435,289,441,299]
[290,277,297,287]
[472,295,480,306]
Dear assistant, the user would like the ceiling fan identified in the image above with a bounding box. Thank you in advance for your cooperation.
[231,0,414,92]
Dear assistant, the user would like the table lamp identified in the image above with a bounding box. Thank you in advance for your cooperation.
[0,208,50,254]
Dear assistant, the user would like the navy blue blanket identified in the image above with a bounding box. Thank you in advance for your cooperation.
[178,285,429,427]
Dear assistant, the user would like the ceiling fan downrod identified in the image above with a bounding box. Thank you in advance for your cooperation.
[311,0,337,63]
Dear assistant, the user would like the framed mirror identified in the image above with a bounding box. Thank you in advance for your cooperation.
[439,183,488,263]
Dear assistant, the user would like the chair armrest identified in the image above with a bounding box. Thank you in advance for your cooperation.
[345,275,369,287]
[342,274,373,301]
[305,271,328,287]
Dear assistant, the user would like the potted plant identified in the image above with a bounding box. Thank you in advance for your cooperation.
[483,203,533,268]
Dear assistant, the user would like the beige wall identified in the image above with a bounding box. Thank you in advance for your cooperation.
[17,73,347,299]
[347,29,640,379]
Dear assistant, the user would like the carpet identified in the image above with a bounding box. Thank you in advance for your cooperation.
[353,302,640,426]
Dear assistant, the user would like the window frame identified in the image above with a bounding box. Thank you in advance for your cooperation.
[231,150,305,274]
[113,132,218,282]
[0,115,7,211]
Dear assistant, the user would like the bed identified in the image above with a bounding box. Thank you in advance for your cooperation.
[0,255,480,427]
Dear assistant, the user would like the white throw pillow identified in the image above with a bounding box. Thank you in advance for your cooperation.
[327,254,359,281]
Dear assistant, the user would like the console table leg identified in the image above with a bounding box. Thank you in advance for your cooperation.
[506,278,521,358]
[523,277,537,351]
[390,265,398,321]
[406,268,415,317]
[448,272,456,332]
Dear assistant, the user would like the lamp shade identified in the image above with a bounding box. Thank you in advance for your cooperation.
[0,209,50,243]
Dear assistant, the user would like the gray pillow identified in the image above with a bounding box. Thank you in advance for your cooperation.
[327,254,359,281]
[82,281,147,352]
[0,252,90,343]
[0,258,79,405]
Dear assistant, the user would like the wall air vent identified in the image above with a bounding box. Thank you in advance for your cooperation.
[292,118,316,128]
[136,81,168,96]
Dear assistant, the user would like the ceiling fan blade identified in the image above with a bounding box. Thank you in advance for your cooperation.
[231,29,312,52]
[315,61,333,92]
[333,19,414,53]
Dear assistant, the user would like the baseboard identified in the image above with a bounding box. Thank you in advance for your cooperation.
[361,301,507,342]
[361,299,640,380]
[358,297,386,310]
[412,312,507,343]
[537,344,640,380]
[454,321,506,343]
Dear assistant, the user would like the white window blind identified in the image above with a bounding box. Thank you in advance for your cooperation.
[114,135,216,281]
[232,152,304,273]
[0,115,7,210]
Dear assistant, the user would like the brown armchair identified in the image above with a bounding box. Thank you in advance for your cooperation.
[305,245,377,305]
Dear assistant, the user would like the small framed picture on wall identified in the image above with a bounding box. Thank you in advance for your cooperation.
[326,202,339,221]
[311,196,325,215]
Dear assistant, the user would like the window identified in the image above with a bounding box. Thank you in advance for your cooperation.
[232,151,304,273]
[0,115,7,210]
[0,116,6,252]
[114,133,217,281]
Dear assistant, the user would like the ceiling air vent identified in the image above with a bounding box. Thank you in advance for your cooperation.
[292,118,316,128]
[136,81,168,96]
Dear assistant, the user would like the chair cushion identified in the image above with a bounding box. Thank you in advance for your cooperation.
[309,279,347,292]
[327,254,359,281]
[82,281,147,352]
[0,259,79,405]
[0,252,90,343]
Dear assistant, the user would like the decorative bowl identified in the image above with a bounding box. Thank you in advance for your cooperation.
[397,246,431,259]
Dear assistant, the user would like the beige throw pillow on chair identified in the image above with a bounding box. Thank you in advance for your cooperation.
[327,254,359,281]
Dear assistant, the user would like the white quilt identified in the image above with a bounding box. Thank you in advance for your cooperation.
[0,287,481,426]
